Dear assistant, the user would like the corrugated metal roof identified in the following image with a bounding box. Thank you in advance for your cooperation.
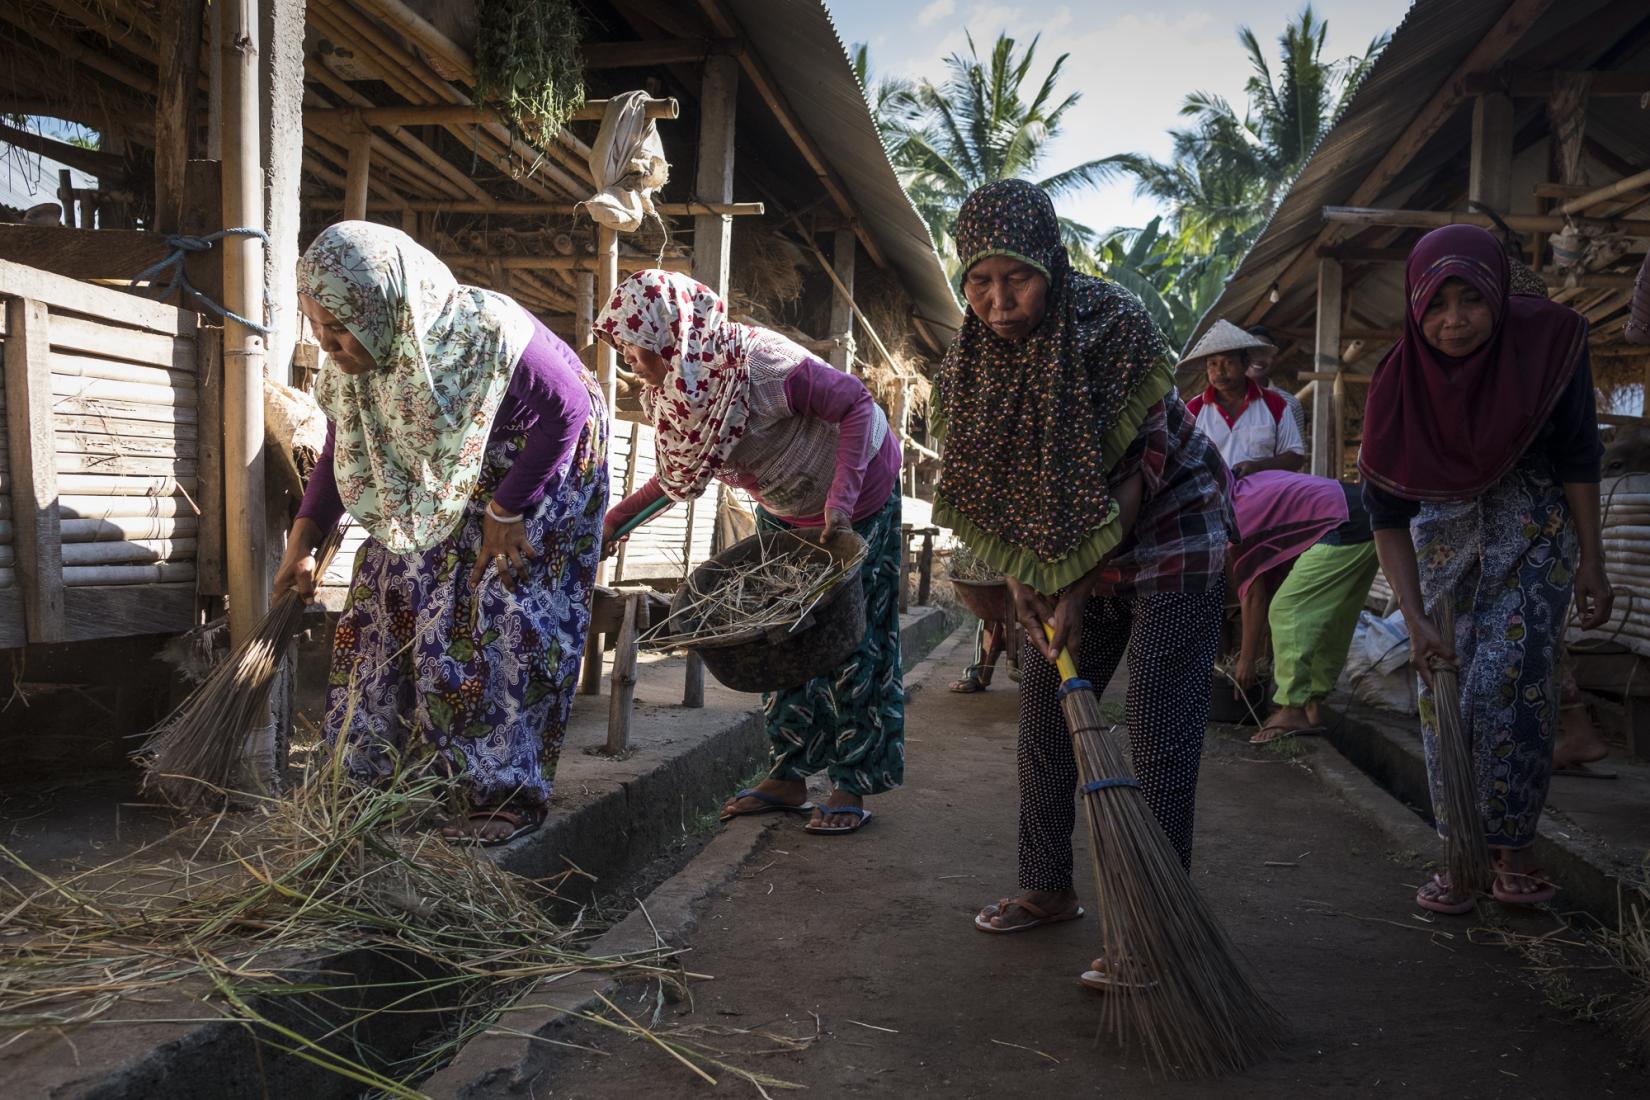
[1180,0,1647,387]
[723,0,964,342]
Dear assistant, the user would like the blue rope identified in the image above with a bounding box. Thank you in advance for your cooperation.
[1081,777,1140,794]
[131,228,274,335]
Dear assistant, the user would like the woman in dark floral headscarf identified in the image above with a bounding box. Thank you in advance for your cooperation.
[937,180,1233,989]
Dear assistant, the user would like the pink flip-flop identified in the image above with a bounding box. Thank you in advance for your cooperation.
[1491,868,1556,907]
[1415,873,1475,915]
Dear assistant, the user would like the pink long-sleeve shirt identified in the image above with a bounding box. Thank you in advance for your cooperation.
[605,357,900,534]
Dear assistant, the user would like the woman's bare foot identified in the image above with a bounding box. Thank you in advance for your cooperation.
[1553,705,1609,768]
[720,777,809,818]
[1492,847,1554,901]
[977,888,1080,931]
[1250,703,1319,744]
[808,789,867,831]
[439,805,538,843]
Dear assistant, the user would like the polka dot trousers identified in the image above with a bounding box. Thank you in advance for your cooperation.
[1015,585,1224,891]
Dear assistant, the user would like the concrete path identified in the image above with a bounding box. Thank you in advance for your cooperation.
[535,624,1647,1098]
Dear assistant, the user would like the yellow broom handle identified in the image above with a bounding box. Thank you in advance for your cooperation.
[1041,623,1081,682]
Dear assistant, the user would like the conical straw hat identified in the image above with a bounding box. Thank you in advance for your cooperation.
[1176,319,1275,370]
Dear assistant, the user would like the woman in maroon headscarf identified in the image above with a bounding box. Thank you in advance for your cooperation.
[1361,225,1612,915]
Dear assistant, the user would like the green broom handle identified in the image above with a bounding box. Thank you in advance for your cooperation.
[1041,623,1081,682]
[611,494,672,543]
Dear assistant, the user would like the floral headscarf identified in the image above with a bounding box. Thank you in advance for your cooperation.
[934,180,1174,593]
[303,222,533,554]
[595,270,752,501]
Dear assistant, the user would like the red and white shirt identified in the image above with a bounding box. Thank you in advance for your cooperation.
[1185,380,1305,469]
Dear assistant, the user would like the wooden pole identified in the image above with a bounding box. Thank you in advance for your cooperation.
[612,422,640,582]
[371,200,764,217]
[1561,167,1650,216]
[692,52,739,303]
[1321,205,1650,236]
[261,0,306,386]
[221,0,268,647]
[154,0,204,235]
[827,227,855,372]
[4,299,66,642]
[1468,93,1515,215]
[301,99,679,127]
[1311,259,1343,479]
[604,593,641,755]
[595,228,620,412]
[344,126,372,221]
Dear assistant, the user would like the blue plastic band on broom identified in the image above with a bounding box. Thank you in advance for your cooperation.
[1081,777,1140,794]
[1056,678,1093,700]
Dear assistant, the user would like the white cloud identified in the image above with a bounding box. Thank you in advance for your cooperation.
[917,0,956,29]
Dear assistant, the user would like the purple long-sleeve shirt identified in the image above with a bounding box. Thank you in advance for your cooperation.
[297,311,592,533]
[604,357,900,532]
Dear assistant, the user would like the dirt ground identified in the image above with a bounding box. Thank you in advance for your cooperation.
[520,626,1649,1099]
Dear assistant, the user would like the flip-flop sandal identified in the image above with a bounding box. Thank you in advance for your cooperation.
[1079,957,1158,993]
[1415,872,1475,915]
[1249,724,1325,745]
[949,677,988,694]
[803,804,872,835]
[1491,868,1557,907]
[974,897,1086,934]
[1554,763,1618,780]
[443,805,542,847]
[719,788,816,822]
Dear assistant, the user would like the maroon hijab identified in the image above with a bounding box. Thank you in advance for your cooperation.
[1358,225,1588,501]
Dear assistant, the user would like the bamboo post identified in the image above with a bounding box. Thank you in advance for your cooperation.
[1311,259,1342,478]
[261,0,306,386]
[58,170,76,228]
[580,614,605,696]
[827,227,855,372]
[613,422,640,582]
[604,592,641,755]
[683,645,705,708]
[899,524,913,613]
[1468,92,1514,215]
[344,125,372,221]
[221,0,269,649]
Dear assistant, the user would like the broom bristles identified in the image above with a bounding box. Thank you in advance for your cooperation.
[138,526,350,812]
[1427,602,1491,899]
[1059,678,1282,1076]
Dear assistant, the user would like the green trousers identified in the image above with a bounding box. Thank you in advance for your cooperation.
[1269,540,1379,708]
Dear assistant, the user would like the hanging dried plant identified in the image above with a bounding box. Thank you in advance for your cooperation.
[474,0,586,146]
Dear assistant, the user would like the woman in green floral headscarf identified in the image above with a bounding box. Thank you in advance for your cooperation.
[274,222,608,844]
[938,182,1233,987]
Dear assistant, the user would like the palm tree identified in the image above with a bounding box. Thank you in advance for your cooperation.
[1098,5,1388,249]
[875,32,1120,274]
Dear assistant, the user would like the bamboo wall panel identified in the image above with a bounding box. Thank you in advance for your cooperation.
[2,259,203,646]
[1569,475,1650,658]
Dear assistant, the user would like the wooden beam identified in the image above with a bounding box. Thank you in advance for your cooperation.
[4,298,65,642]
[1322,206,1650,236]
[344,127,372,221]
[153,0,204,235]
[1463,69,1650,98]
[692,0,889,269]
[0,122,127,179]
[0,225,221,305]
[582,39,718,69]
[442,253,691,273]
[1243,0,1557,325]
[1316,244,1415,264]
[1560,167,1650,216]
[1312,259,1342,478]
[303,98,679,129]
[369,200,764,216]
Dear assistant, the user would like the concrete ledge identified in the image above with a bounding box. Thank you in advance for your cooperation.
[13,605,955,1099]
[1319,694,1638,925]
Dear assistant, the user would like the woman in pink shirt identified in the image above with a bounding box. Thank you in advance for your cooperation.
[597,270,903,835]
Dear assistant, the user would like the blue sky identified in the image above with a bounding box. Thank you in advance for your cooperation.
[827,0,1415,234]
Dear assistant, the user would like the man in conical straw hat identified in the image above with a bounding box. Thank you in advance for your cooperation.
[1182,320,1305,478]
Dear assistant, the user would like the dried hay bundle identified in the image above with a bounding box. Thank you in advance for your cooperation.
[947,541,1002,583]
[643,529,865,649]
[137,526,350,813]
[0,763,691,1092]
[729,228,807,330]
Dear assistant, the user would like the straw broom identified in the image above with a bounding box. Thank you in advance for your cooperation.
[1042,626,1281,1076]
[137,525,350,812]
[1426,601,1492,901]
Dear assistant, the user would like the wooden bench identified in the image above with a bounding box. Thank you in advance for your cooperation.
[578,584,676,755]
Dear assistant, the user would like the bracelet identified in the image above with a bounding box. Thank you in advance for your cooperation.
[486,500,524,524]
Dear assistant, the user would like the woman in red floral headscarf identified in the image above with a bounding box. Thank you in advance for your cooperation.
[597,269,903,836]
